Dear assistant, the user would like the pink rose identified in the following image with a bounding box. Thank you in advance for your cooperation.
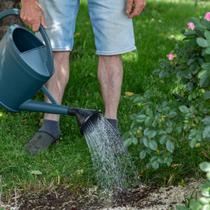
[204,12,210,21]
[187,22,195,30]
[168,54,174,60]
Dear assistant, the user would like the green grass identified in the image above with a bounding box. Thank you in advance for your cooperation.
[1,0,210,196]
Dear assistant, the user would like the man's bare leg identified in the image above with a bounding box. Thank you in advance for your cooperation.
[25,51,70,155]
[98,55,123,133]
[44,51,70,121]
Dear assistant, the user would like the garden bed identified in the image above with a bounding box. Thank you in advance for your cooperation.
[0,178,203,210]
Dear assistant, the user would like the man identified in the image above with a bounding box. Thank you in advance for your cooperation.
[21,0,146,156]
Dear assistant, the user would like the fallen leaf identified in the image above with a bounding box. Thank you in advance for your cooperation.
[171,164,182,168]
[74,32,80,38]
[125,92,134,96]
[195,143,200,148]
[30,170,42,175]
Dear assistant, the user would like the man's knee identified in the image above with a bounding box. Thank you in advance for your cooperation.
[53,51,70,60]
[99,55,122,65]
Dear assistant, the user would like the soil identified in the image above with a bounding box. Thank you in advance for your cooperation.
[0,178,204,210]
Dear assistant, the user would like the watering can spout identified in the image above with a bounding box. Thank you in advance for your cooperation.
[18,100,101,135]
[68,107,101,135]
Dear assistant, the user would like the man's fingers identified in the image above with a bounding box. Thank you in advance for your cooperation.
[41,14,47,30]
[32,23,40,32]
[127,0,146,19]
[126,0,133,14]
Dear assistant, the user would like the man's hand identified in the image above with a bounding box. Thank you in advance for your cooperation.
[126,0,146,19]
[20,0,47,32]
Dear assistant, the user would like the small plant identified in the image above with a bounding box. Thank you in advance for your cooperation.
[123,12,210,169]
[176,162,210,210]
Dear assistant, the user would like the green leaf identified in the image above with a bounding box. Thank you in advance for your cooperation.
[200,76,210,87]
[159,70,168,78]
[134,96,144,104]
[204,19,210,29]
[124,138,132,148]
[158,157,164,163]
[158,129,166,135]
[204,91,210,99]
[145,117,152,126]
[190,138,197,148]
[198,69,209,78]
[162,101,168,107]
[144,127,150,136]
[206,48,210,54]
[166,127,173,134]
[199,197,210,205]
[205,30,210,40]
[203,125,210,138]
[203,204,210,210]
[136,114,147,122]
[191,17,201,25]
[195,29,204,37]
[189,106,196,113]
[179,105,189,113]
[156,105,162,112]
[146,108,153,117]
[143,137,149,147]
[163,107,170,115]
[143,90,153,99]
[186,82,194,92]
[151,160,159,169]
[169,111,177,118]
[176,205,189,210]
[189,200,203,210]
[175,127,182,134]
[184,30,196,36]
[140,150,146,159]
[166,140,175,153]
[122,132,130,140]
[149,140,158,150]
[152,121,158,128]
[200,162,210,172]
[188,37,197,49]
[132,138,138,145]
[159,135,167,145]
[190,62,199,74]
[187,58,197,66]
[197,37,208,48]
[202,117,210,124]
[181,69,192,79]
[166,121,172,127]
[197,24,207,30]
[153,69,161,75]
[146,130,157,138]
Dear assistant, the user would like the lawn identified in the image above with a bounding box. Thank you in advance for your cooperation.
[0,0,210,197]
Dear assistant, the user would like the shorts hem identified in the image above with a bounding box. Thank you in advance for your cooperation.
[52,47,72,52]
[96,46,137,55]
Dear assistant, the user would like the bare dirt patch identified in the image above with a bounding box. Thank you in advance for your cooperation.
[0,178,204,210]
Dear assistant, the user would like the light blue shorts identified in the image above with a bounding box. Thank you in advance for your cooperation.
[37,0,136,55]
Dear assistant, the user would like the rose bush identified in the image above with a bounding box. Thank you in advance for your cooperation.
[123,13,210,170]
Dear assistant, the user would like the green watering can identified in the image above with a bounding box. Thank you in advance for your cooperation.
[0,9,101,135]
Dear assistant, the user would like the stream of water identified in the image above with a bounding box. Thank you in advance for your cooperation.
[83,113,139,192]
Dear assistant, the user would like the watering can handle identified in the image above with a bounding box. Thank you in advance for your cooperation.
[0,9,54,71]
